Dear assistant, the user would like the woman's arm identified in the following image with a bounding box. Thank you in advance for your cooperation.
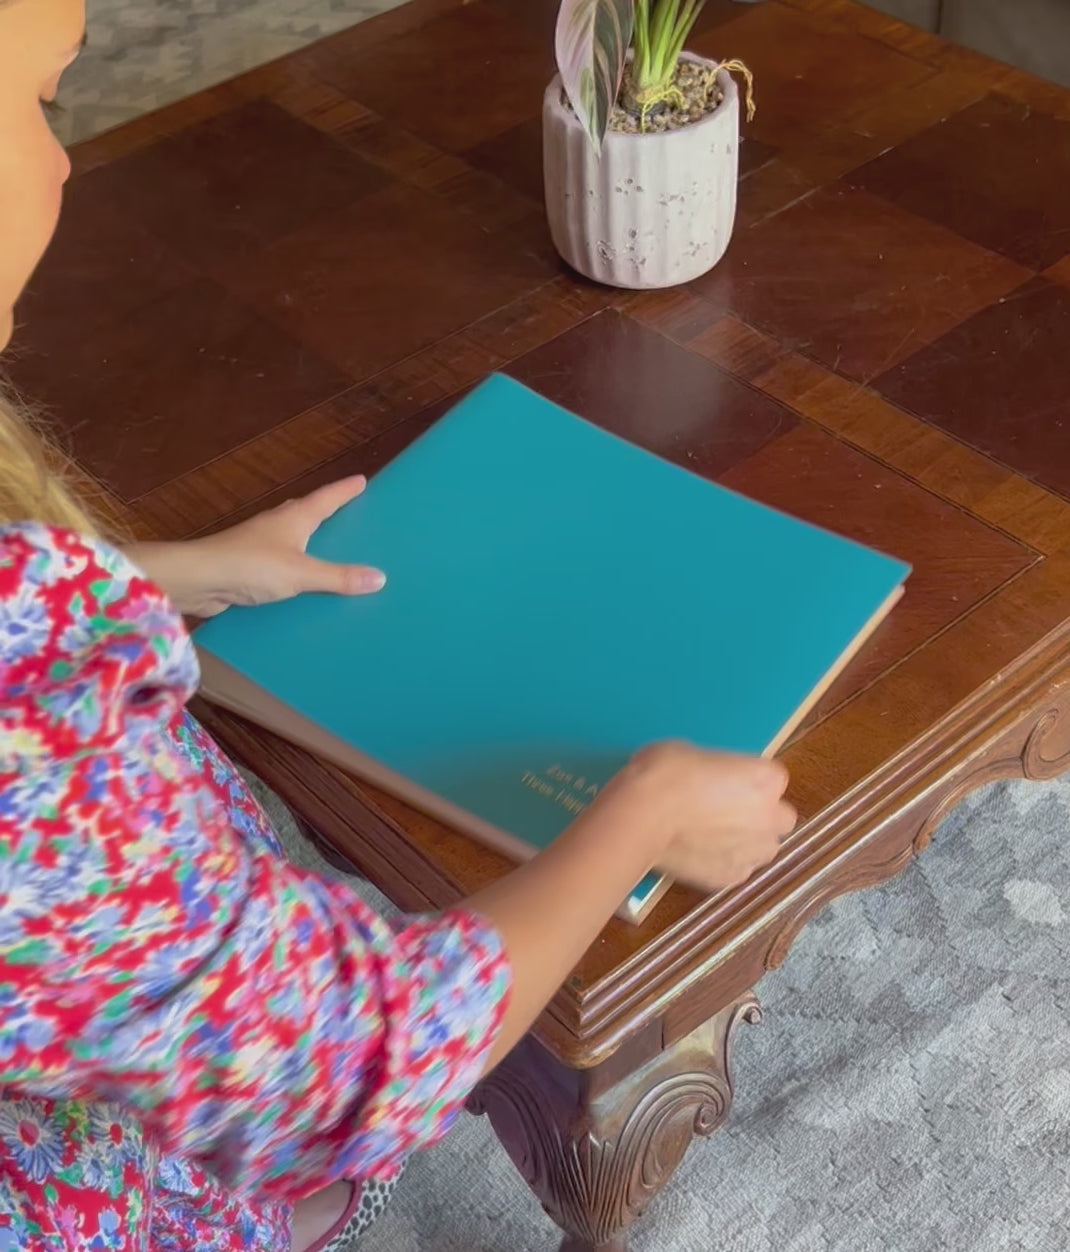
[0,522,790,1201]
[2,523,502,1198]
[472,742,789,1070]
[122,486,793,1072]
[124,476,385,618]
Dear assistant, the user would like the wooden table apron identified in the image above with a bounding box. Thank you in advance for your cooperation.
[21,0,1070,1246]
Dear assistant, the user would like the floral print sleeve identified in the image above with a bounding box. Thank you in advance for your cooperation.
[0,522,510,1201]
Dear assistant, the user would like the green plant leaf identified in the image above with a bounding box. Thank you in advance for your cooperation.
[629,0,707,88]
[555,0,635,150]
[650,0,677,57]
[667,0,705,66]
[633,0,652,81]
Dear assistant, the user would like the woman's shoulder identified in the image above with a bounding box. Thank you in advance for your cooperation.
[1,519,139,605]
[0,521,198,760]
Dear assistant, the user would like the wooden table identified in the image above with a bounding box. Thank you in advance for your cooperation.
[19,0,1070,1246]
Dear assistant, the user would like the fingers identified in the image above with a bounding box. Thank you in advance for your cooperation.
[775,799,797,839]
[297,555,386,596]
[668,844,767,893]
[739,798,796,848]
[674,837,783,893]
[634,742,788,796]
[722,754,789,796]
[665,798,797,893]
[283,478,383,595]
[759,758,790,795]
[295,475,368,527]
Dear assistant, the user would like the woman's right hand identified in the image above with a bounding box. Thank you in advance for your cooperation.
[593,741,796,893]
[472,740,795,1071]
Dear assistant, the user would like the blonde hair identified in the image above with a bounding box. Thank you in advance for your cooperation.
[0,383,100,533]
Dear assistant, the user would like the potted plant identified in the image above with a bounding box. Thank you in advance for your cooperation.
[544,0,754,289]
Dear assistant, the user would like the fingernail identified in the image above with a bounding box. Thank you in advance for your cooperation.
[361,569,386,592]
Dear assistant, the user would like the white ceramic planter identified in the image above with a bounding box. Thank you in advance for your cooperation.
[543,57,739,289]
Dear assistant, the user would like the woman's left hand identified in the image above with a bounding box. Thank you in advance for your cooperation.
[125,476,385,618]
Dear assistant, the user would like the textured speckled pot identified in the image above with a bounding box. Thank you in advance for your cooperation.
[543,57,739,289]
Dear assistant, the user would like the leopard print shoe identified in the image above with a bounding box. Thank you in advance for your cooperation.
[312,1169,402,1252]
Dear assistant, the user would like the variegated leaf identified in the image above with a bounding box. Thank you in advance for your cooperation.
[555,0,634,151]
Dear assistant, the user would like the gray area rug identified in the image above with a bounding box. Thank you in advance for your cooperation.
[57,0,408,144]
[258,774,1070,1251]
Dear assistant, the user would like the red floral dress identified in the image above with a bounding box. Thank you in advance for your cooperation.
[0,523,511,1250]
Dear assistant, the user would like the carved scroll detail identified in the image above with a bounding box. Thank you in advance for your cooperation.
[1023,698,1070,781]
[469,996,759,1248]
[764,689,1070,972]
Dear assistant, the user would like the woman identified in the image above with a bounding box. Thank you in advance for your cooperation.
[0,1,796,1249]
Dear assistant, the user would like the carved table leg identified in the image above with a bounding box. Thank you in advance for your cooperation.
[469,991,761,1251]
